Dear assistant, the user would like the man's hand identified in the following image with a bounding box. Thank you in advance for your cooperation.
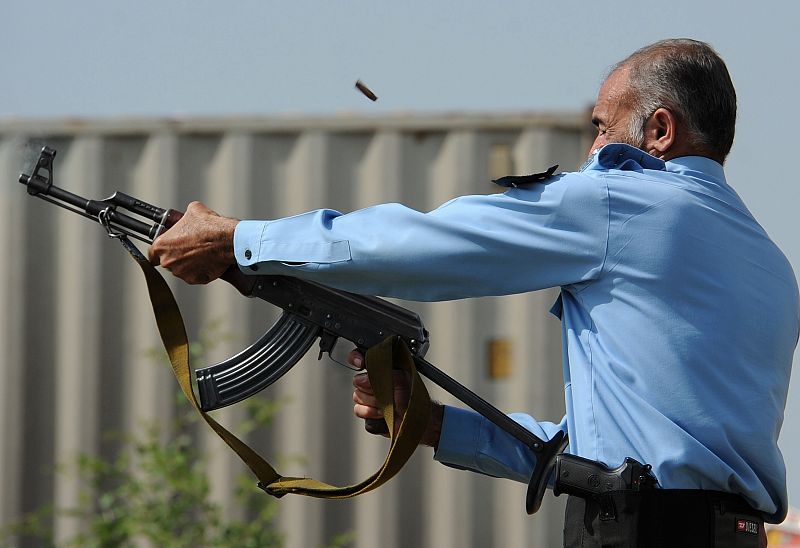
[350,350,444,448]
[148,201,240,285]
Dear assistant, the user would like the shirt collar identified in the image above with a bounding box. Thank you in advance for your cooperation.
[580,143,665,172]
[582,144,727,185]
[664,156,727,185]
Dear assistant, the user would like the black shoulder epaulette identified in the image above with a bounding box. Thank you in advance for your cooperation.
[492,164,559,188]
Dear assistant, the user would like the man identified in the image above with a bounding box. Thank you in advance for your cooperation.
[149,39,799,547]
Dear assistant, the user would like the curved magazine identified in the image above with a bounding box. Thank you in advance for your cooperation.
[196,313,320,411]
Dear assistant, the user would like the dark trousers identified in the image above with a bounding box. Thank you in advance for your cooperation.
[563,490,768,548]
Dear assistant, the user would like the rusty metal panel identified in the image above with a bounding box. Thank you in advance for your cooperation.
[0,114,585,548]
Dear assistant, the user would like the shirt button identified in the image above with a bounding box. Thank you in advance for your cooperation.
[244,249,252,260]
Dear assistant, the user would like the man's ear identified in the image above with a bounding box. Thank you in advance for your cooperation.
[643,107,677,158]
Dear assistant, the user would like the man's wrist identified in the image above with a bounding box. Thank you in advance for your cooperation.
[219,217,240,265]
[423,402,444,449]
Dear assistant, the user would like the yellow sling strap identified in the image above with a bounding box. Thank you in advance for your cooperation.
[124,237,431,498]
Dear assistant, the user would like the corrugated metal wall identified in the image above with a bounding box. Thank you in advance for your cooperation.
[0,114,589,548]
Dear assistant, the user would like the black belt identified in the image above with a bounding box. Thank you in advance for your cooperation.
[564,489,767,548]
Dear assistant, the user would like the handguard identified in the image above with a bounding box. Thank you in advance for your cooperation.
[20,146,569,514]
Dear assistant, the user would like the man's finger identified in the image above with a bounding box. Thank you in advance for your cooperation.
[353,403,384,420]
[348,349,365,369]
[147,244,161,266]
[353,371,373,392]
[353,388,380,407]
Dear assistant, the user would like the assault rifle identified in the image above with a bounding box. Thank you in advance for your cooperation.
[20,146,568,513]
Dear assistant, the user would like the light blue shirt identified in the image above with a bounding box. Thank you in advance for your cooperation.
[233,144,799,521]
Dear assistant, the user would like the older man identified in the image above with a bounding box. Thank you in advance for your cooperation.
[150,39,798,547]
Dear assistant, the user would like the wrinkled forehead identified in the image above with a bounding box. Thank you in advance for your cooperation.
[593,67,634,112]
[598,66,632,101]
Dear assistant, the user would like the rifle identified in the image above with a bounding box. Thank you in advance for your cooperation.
[19,145,567,513]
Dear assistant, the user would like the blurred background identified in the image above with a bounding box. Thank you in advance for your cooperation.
[1,2,798,546]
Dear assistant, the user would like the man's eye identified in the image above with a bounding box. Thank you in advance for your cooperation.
[590,118,607,137]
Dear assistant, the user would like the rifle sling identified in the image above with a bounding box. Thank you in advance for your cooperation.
[121,235,431,499]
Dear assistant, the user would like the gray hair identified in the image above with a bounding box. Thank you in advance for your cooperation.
[612,39,737,163]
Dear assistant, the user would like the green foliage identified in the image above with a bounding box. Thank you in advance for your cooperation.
[0,322,283,547]
[1,396,284,548]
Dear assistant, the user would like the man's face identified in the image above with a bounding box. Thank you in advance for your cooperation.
[588,67,644,157]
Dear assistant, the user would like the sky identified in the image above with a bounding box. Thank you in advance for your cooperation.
[3,0,800,508]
